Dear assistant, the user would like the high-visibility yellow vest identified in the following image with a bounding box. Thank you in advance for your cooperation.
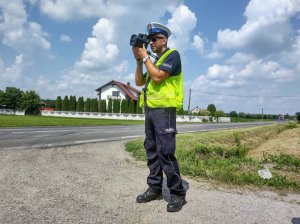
[139,48,184,109]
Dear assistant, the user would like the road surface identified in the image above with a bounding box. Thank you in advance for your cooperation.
[0,122,273,150]
[0,140,299,224]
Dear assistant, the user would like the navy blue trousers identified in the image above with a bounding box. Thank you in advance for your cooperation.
[144,107,185,196]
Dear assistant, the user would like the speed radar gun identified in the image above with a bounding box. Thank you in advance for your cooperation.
[129,33,158,60]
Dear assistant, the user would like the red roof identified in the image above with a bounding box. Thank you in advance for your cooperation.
[95,80,141,101]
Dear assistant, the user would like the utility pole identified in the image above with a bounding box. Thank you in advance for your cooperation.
[187,88,191,115]
[261,107,263,122]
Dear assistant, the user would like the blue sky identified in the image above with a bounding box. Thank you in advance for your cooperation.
[0,0,300,115]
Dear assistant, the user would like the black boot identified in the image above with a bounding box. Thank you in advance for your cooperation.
[136,189,162,203]
[167,194,186,212]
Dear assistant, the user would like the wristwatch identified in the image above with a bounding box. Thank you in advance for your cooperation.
[142,55,149,63]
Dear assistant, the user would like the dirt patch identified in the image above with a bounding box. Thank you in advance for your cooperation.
[248,126,300,159]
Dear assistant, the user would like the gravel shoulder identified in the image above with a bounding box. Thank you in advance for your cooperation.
[0,141,299,224]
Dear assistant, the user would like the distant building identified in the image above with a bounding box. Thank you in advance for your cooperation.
[191,106,201,114]
[190,106,211,116]
[95,80,141,102]
[278,114,285,122]
[40,100,55,111]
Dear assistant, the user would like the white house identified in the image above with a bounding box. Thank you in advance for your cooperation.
[95,80,141,102]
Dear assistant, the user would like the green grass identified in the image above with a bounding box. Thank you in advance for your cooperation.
[125,122,300,192]
[0,114,144,127]
[230,117,273,122]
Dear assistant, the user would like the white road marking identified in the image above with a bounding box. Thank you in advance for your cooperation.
[12,130,77,134]
[75,139,105,144]
[121,135,143,139]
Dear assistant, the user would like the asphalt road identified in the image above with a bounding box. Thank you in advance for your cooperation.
[0,122,273,150]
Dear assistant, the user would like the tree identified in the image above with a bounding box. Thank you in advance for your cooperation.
[90,98,99,112]
[107,99,112,113]
[207,104,216,117]
[285,113,290,120]
[177,107,184,115]
[55,96,62,111]
[296,112,300,122]
[238,112,245,118]
[229,111,238,117]
[113,99,120,113]
[99,99,107,112]
[62,96,69,111]
[0,90,4,108]
[0,87,23,110]
[85,98,91,112]
[198,109,210,116]
[128,100,135,113]
[77,97,84,112]
[215,110,225,121]
[19,90,41,115]
[136,100,143,114]
[69,95,77,111]
[121,99,128,113]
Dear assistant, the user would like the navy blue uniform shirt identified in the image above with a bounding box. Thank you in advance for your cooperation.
[156,48,181,76]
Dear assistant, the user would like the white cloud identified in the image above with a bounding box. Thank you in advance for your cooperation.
[244,0,300,22]
[39,0,128,21]
[39,0,183,22]
[0,1,50,53]
[167,5,198,52]
[0,54,24,88]
[215,0,300,56]
[60,34,71,42]
[206,51,223,59]
[225,52,254,65]
[192,34,205,54]
[195,53,298,88]
[75,18,119,70]
[0,1,52,92]
[189,0,300,114]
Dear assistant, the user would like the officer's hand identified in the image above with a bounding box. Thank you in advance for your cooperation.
[132,45,148,61]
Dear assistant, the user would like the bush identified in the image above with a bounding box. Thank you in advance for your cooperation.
[202,118,208,123]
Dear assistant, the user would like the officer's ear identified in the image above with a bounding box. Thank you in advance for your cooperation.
[162,37,168,45]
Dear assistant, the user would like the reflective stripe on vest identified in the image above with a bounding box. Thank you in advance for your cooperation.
[139,48,184,109]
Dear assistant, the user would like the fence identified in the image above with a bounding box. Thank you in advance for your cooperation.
[0,109,25,115]
[41,110,231,123]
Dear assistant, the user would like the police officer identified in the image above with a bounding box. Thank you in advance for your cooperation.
[131,22,186,212]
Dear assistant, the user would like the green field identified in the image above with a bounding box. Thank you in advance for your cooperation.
[0,114,144,127]
[126,122,300,192]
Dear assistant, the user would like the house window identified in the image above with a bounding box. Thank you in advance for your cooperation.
[112,91,120,97]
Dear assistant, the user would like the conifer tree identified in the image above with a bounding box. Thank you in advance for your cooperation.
[128,100,135,113]
[91,98,99,112]
[113,99,120,113]
[77,97,84,112]
[121,99,128,113]
[107,99,112,113]
[56,96,62,111]
[85,98,91,112]
[99,99,107,112]
[62,96,69,111]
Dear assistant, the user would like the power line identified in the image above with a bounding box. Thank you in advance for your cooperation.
[191,89,300,98]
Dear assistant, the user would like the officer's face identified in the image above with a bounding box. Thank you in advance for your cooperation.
[149,34,167,54]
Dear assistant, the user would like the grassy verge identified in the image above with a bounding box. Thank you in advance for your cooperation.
[230,117,273,122]
[0,114,144,127]
[125,122,300,192]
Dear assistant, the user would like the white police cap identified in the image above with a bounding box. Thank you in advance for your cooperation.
[147,22,171,38]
